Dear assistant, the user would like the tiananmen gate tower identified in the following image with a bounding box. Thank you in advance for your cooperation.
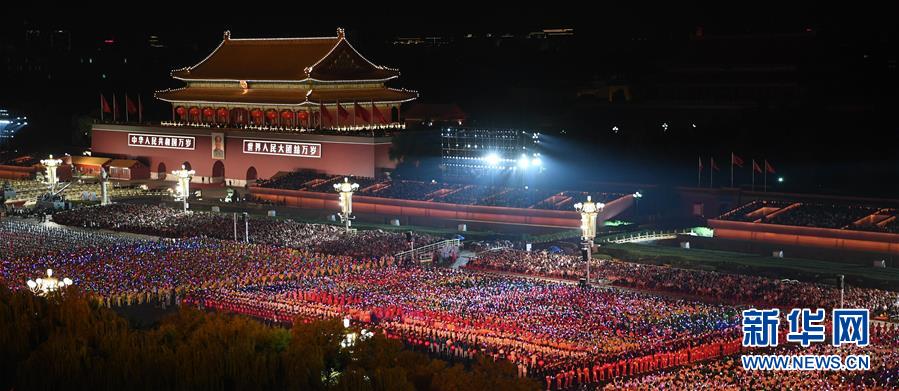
[91,28,417,185]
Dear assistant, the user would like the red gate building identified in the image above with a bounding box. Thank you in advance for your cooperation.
[91,28,417,185]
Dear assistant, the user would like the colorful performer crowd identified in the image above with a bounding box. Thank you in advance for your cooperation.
[52,204,439,257]
[606,323,899,390]
[185,267,743,390]
[1,220,402,308]
[3,205,898,389]
[467,248,899,319]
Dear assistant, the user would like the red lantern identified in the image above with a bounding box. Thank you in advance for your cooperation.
[175,106,186,115]
[280,110,294,119]
[266,110,277,120]
[202,107,214,117]
[189,107,200,115]
[251,109,263,118]
[217,107,228,117]
[297,111,309,120]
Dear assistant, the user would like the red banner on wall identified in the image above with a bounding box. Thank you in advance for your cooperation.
[242,140,321,158]
[128,133,195,150]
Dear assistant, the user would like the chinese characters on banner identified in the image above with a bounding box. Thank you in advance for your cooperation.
[242,140,321,158]
[128,133,195,150]
[211,132,225,160]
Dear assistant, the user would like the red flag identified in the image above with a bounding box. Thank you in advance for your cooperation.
[337,102,350,120]
[354,102,371,123]
[320,102,333,123]
[711,157,720,171]
[752,160,762,173]
[698,157,703,172]
[765,160,776,174]
[126,95,138,114]
[100,94,112,113]
[731,153,744,168]
[372,102,387,124]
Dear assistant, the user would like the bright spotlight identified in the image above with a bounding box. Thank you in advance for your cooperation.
[517,154,530,169]
[483,153,500,166]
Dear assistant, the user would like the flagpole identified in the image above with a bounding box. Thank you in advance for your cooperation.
[113,93,118,122]
[730,153,734,188]
[764,159,767,192]
[752,160,755,191]
[125,94,130,123]
[100,94,104,122]
[138,95,143,123]
[697,157,702,187]
[710,157,713,188]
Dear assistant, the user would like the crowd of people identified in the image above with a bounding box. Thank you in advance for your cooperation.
[768,203,878,229]
[720,200,899,234]
[5,199,897,388]
[467,249,899,319]
[606,322,899,390]
[186,266,742,386]
[0,220,138,258]
[0,221,403,307]
[52,204,440,258]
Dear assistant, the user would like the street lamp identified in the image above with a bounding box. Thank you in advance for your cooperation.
[633,191,643,218]
[40,155,63,193]
[574,196,604,285]
[26,268,73,296]
[171,165,195,212]
[334,177,359,233]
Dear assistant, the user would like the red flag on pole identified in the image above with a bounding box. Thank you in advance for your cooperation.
[126,95,138,114]
[765,160,776,174]
[337,102,350,120]
[320,102,333,124]
[112,93,118,122]
[354,102,371,123]
[752,160,762,173]
[372,102,387,124]
[711,157,720,171]
[101,94,112,114]
[731,153,744,168]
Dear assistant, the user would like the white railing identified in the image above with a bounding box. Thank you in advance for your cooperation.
[395,238,461,263]
[602,228,694,244]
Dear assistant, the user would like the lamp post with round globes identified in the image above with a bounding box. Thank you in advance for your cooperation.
[574,196,603,285]
[26,268,73,296]
[40,155,63,193]
[171,165,195,212]
[334,177,359,233]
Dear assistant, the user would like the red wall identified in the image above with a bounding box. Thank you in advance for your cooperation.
[92,125,393,181]
[708,219,899,254]
[250,187,635,228]
[0,165,37,180]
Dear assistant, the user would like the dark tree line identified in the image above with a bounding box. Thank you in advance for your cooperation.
[0,285,538,391]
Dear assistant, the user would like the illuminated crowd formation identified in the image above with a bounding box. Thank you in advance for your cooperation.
[187,267,742,384]
[3,210,898,389]
[0,221,402,305]
[605,323,899,390]
[467,248,899,318]
[52,204,439,257]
